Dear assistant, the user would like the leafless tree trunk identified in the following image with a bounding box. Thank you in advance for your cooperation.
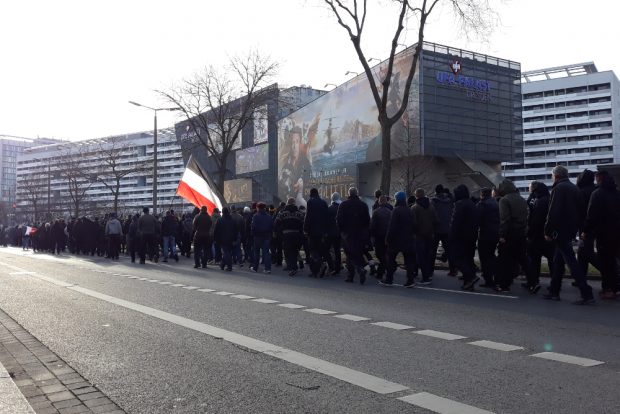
[58,147,93,219]
[95,135,150,214]
[158,50,279,195]
[18,172,47,222]
[323,0,497,194]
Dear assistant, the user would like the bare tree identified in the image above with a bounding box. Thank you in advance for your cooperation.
[158,50,279,194]
[18,172,47,222]
[323,0,497,193]
[95,135,150,214]
[58,146,93,218]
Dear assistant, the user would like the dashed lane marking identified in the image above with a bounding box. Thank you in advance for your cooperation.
[303,308,337,315]
[252,298,279,304]
[231,294,255,300]
[333,314,371,322]
[371,322,415,330]
[469,340,523,352]
[213,291,235,296]
[398,392,495,414]
[531,352,604,367]
[8,271,36,275]
[197,288,216,293]
[278,303,306,309]
[182,286,200,290]
[169,284,186,287]
[414,330,467,341]
[158,281,173,285]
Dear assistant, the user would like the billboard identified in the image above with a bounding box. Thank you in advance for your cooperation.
[224,178,252,203]
[277,50,419,204]
[235,143,269,175]
[253,105,268,144]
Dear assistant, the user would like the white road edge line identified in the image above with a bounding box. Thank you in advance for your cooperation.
[18,271,408,395]
[252,298,279,304]
[468,340,523,352]
[398,392,495,414]
[231,295,255,300]
[303,308,337,315]
[371,322,415,330]
[278,303,306,309]
[414,286,518,299]
[334,314,371,322]
[414,330,467,341]
[530,352,604,367]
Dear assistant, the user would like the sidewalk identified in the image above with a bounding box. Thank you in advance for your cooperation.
[0,359,34,414]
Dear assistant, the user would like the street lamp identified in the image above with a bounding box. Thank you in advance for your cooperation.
[128,101,179,215]
[367,57,381,64]
[345,71,359,77]
[324,83,337,89]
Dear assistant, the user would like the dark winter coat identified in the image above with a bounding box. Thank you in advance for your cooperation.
[138,213,158,236]
[251,210,273,238]
[304,196,329,237]
[412,197,438,239]
[476,197,500,242]
[213,214,238,247]
[161,215,178,237]
[231,212,246,240]
[336,195,370,236]
[386,201,416,249]
[545,178,584,241]
[583,176,620,243]
[192,212,212,241]
[498,179,528,239]
[431,193,454,235]
[527,183,550,241]
[326,202,340,238]
[449,185,478,243]
[274,205,305,235]
[370,204,392,241]
[577,169,596,231]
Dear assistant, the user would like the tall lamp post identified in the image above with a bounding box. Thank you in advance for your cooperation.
[128,101,179,215]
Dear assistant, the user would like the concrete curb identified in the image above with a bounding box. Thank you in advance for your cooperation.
[0,360,35,414]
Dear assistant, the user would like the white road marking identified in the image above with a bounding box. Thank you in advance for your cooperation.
[20,271,409,396]
[398,392,495,414]
[414,330,467,341]
[371,321,415,330]
[333,314,371,322]
[169,284,186,287]
[531,352,604,367]
[252,298,279,304]
[469,340,523,352]
[8,271,36,275]
[278,303,306,309]
[214,291,235,296]
[304,308,337,315]
[182,286,200,290]
[231,294,255,300]
[415,286,518,299]
[147,279,159,282]
[158,281,173,285]
[128,276,140,279]
[137,277,149,281]
[197,288,216,293]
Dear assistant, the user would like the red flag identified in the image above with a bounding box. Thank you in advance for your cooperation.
[176,155,224,214]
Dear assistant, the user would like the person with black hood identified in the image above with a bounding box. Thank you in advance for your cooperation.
[274,198,305,276]
[450,184,479,290]
[213,207,238,272]
[431,185,456,276]
[161,210,179,263]
[370,195,392,280]
[496,179,532,292]
[476,188,499,288]
[326,192,342,275]
[138,207,159,264]
[583,170,620,299]
[251,202,273,274]
[192,206,212,269]
[304,188,330,277]
[372,189,393,211]
[412,189,438,284]
[337,187,370,284]
[543,165,594,305]
[127,214,139,263]
[382,191,417,287]
[576,168,600,276]
[526,181,556,291]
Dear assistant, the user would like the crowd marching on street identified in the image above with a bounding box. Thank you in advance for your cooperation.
[1,165,619,306]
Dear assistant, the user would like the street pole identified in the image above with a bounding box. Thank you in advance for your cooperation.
[153,110,158,215]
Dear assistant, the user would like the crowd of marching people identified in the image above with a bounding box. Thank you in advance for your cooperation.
[1,165,619,305]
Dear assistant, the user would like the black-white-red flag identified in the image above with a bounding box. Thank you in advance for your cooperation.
[176,155,223,214]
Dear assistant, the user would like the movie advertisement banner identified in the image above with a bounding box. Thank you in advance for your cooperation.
[253,105,268,144]
[235,143,269,175]
[277,49,419,205]
[224,178,252,203]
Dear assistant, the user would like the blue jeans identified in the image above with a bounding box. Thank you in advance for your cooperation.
[253,236,271,271]
[162,236,176,259]
[549,238,593,299]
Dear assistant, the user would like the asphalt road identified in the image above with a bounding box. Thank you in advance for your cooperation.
[1,247,619,413]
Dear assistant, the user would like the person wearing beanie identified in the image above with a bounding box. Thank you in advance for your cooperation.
[431,184,456,276]
[304,188,330,277]
[325,192,343,275]
[336,187,370,284]
[251,202,273,273]
[382,191,417,287]
[450,184,479,290]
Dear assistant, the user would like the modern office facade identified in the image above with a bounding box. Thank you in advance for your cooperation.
[15,128,185,221]
[503,62,619,194]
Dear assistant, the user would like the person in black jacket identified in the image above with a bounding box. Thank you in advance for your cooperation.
[370,195,392,280]
[336,187,370,284]
[431,185,456,276]
[326,193,342,275]
[382,191,416,287]
[231,206,246,267]
[274,198,305,276]
[526,181,556,290]
[251,203,273,274]
[304,188,330,277]
[192,206,212,269]
[583,170,620,299]
[543,165,594,304]
[214,207,238,271]
[576,169,600,276]
[127,214,139,263]
[161,210,179,263]
[476,188,499,288]
[450,184,479,290]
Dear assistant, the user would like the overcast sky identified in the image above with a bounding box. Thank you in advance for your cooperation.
[1,0,616,141]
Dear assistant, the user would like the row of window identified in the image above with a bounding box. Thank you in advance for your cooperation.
[504,157,614,171]
[523,83,611,100]
[525,146,613,157]
[525,133,612,146]
[524,121,612,134]
[523,96,611,112]
[523,108,612,123]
